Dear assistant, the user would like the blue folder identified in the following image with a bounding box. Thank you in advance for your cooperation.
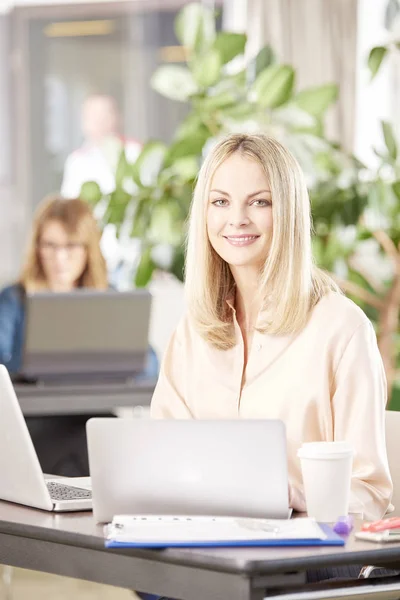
[105,524,345,548]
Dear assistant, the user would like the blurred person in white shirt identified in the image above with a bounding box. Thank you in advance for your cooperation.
[61,94,141,199]
[61,95,142,287]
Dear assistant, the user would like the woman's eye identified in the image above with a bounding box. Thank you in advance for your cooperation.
[252,199,270,207]
[212,199,228,207]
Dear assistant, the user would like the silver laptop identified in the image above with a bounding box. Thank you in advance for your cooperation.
[21,289,152,382]
[87,418,289,523]
[0,365,92,512]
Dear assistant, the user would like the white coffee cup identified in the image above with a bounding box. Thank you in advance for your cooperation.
[297,441,353,522]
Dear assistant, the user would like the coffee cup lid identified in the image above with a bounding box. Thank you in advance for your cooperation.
[297,441,353,460]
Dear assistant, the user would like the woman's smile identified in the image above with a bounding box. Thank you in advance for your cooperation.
[223,234,261,246]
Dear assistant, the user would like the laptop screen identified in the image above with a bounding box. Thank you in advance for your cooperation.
[21,290,152,381]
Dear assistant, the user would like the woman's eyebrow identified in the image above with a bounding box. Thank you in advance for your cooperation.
[247,189,271,198]
[209,189,271,197]
[210,189,230,196]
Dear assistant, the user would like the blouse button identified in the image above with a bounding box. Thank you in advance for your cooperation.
[257,343,262,351]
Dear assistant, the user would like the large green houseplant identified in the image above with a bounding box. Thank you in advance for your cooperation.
[316,0,400,404]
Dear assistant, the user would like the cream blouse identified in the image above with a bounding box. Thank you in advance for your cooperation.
[151,292,393,520]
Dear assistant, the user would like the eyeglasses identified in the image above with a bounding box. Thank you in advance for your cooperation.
[38,241,86,254]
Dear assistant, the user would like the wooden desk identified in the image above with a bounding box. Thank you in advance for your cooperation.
[1,500,400,600]
[14,381,155,416]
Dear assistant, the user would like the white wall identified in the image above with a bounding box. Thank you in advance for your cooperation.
[0,15,10,184]
[0,14,22,286]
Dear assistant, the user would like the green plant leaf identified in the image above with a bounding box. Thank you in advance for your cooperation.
[175,2,215,53]
[365,180,389,230]
[135,246,156,287]
[111,187,131,206]
[151,65,197,101]
[389,381,400,410]
[246,45,276,85]
[255,45,276,76]
[148,201,184,246]
[221,102,255,120]
[192,49,222,88]
[115,150,129,188]
[294,84,338,117]
[201,90,237,110]
[104,188,132,229]
[382,120,398,160]
[176,116,211,144]
[368,46,388,79]
[356,227,373,241]
[213,32,246,65]
[170,246,185,282]
[166,134,208,165]
[252,64,295,108]
[225,69,247,88]
[392,180,400,200]
[168,156,199,180]
[79,181,102,205]
[131,195,153,238]
[132,141,167,187]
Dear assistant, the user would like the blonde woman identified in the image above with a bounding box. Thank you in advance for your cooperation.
[151,133,392,528]
[0,195,158,476]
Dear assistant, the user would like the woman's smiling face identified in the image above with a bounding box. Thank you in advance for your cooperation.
[207,152,273,269]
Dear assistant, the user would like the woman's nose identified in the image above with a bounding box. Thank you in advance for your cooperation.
[229,207,250,227]
[53,248,69,262]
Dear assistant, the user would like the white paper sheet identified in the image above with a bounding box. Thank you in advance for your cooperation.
[106,515,326,543]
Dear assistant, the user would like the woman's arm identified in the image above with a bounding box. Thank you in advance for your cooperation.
[332,320,392,520]
[0,287,21,368]
[150,325,194,419]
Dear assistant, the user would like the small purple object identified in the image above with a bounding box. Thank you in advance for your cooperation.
[333,515,354,535]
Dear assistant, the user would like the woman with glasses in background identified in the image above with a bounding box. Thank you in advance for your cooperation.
[0,195,158,476]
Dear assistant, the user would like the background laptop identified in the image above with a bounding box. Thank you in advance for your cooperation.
[20,289,152,383]
[0,365,92,512]
[87,418,289,523]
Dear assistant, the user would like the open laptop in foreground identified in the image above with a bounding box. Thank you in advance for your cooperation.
[0,365,92,512]
[18,289,152,384]
[87,418,289,523]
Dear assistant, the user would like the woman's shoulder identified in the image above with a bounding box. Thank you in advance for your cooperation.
[312,291,371,335]
[0,283,25,305]
[172,311,195,343]
[168,310,210,352]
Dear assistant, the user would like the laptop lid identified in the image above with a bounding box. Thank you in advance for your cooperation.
[87,418,289,523]
[21,289,151,380]
[0,366,92,511]
[0,365,53,510]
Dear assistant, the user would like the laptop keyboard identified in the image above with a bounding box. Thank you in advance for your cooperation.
[46,481,92,501]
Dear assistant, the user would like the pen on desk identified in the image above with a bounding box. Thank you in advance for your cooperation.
[362,517,400,533]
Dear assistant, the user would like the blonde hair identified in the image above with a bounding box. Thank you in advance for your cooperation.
[185,133,340,350]
[20,195,108,291]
